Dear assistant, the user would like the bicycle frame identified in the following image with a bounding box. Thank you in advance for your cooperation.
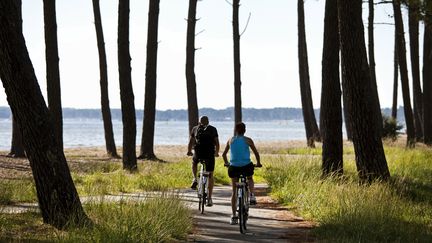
[197,162,209,214]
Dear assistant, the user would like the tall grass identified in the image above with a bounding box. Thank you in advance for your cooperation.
[264,147,432,242]
[0,195,192,242]
[0,179,36,204]
[62,195,192,242]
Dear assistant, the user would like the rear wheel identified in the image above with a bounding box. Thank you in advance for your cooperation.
[238,189,246,234]
[200,180,206,214]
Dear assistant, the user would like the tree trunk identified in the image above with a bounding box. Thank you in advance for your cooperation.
[320,0,343,176]
[408,0,423,140]
[118,0,137,170]
[185,0,199,135]
[9,0,25,158]
[423,4,432,145]
[139,0,160,160]
[298,0,321,147]
[43,0,63,150]
[393,0,416,147]
[92,0,118,158]
[9,116,26,157]
[233,0,242,124]
[0,0,89,228]
[338,0,390,182]
[392,28,399,119]
[367,0,383,135]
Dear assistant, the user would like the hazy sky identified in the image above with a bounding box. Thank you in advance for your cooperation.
[0,0,420,110]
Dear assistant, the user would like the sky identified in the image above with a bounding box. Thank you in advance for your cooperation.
[0,0,421,110]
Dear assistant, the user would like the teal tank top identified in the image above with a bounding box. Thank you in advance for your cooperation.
[229,136,251,167]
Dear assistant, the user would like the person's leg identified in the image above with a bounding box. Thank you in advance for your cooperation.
[247,176,255,194]
[208,172,214,198]
[231,177,238,217]
[191,157,198,189]
[207,157,215,199]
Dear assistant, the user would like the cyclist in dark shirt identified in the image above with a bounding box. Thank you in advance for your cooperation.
[187,116,220,207]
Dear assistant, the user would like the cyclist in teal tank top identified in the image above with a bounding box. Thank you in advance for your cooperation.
[222,122,262,225]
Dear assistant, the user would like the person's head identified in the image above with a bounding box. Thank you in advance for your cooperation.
[235,122,246,136]
[199,116,209,126]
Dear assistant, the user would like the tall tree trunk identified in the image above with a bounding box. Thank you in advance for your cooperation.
[92,0,118,158]
[392,28,399,119]
[9,116,25,157]
[233,0,242,124]
[0,0,89,228]
[9,0,25,158]
[368,0,383,135]
[408,0,423,140]
[118,0,137,170]
[320,0,343,176]
[298,0,320,147]
[139,0,160,160]
[338,0,390,182]
[423,3,432,145]
[185,0,199,134]
[43,0,63,151]
[393,0,416,147]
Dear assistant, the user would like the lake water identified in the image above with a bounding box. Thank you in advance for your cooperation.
[0,119,308,150]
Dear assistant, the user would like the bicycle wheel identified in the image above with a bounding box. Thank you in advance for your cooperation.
[238,189,246,234]
[200,181,206,214]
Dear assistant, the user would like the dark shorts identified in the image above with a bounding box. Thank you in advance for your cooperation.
[193,156,215,172]
[228,163,254,178]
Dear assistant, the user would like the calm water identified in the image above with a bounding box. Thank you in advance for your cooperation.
[0,119,307,150]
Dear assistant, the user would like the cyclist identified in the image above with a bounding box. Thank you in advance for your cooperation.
[222,122,262,225]
[187,116,220,207]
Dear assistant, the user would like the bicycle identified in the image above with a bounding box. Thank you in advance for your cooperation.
[197,161,210,214]
[231,163,262,234]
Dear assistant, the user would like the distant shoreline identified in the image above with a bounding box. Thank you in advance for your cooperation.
[0,106,406,122]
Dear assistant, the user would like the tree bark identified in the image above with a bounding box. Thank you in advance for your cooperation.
[0,0,89,228]
[92,0,118,158]
[43,0,63,150]
[118,0,137,170]
[9,0,25,158]
[298,0,320,147]
[367,0,383,135]
[320,0,343,176]
[139,0,160,160]
[423,3,432,145]
[393,0,416,147]
[392,28,399,119]
[338,0,390,182]
[233,0,242,124]
[9,116,26,157]
[408,0,423,140]
[185,0,199,135]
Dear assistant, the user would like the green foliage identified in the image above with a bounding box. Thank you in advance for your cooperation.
[382,115,403,140]
[264,147,432,242]
[0,179,36,204]
[0,196,191,242]
[62,195,192,242]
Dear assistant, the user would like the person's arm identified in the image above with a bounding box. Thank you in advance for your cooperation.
[187,128,195,156]
[246,137,261,166]
[214,137,220,157]
[222,140,230,166]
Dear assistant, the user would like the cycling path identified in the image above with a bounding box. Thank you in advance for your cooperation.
[185,184,315,242]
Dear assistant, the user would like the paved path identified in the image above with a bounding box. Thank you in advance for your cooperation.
[1,184,315,242]
[185,184,315,242]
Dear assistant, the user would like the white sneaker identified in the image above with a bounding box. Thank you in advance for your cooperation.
[206,198,213,207]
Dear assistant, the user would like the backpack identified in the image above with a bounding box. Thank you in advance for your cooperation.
[194,125,214,158]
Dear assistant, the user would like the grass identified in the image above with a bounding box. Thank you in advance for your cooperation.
[0,195,192,242]
[264,145,432,242]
